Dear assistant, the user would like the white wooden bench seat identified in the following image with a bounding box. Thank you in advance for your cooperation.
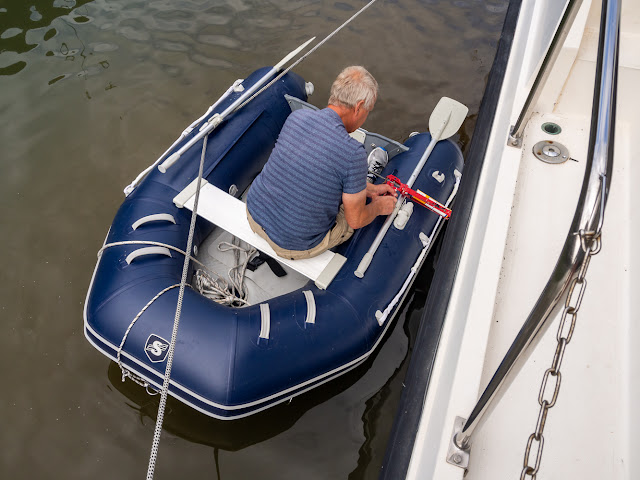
[173,179,347,290]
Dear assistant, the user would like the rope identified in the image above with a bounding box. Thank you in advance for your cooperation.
[113,239,254,395]
[194,238,256,306]
[146,134,209,480]
[218,238,257,302]
[116,283,182,388]
[99,240,208,270]
[195,269,248,306]
[100,238,255,306]
[237,0,380,110]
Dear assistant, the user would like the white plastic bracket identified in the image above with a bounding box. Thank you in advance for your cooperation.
[132,213,176,231]
[126,247,172,265]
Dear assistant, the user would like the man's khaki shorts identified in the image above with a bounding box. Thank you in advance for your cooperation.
[246,207,354,260]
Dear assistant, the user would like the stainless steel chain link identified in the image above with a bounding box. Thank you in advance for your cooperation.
[520,229,602,479]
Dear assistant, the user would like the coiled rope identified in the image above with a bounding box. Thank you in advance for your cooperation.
[218,238,257,303]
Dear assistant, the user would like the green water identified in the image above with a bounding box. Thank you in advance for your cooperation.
[0,1,507,478]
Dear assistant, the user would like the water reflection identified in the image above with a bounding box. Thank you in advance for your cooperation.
[0,0,94,75]
[107,357,373,452]
[1,0,507,115]
[2,0,323,85]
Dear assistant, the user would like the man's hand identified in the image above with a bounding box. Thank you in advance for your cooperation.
[366,182,397,199]
[343,184,398,229]
[369,192,397,216]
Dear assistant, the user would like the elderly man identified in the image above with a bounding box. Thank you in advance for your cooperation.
[246,66,396,260]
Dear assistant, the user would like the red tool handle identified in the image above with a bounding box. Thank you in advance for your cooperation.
[385,174,452,219]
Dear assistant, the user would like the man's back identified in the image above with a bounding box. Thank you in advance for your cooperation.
[247,107,367,251]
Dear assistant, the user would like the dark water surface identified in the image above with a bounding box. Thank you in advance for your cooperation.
[1,1,506,478]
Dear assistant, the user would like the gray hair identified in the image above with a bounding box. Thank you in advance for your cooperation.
[328,66,378,111]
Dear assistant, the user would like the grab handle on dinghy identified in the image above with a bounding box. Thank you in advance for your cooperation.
[126,247,172,265]
[259,303,271,340]
[132,214,176,231]
[303,290,316,325]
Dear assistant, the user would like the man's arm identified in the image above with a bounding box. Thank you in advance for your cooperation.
[342,184,397,230]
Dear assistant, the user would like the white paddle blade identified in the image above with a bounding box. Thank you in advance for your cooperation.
[429,97,468,140]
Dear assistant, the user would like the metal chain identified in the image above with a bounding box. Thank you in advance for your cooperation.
[519,229,602,479]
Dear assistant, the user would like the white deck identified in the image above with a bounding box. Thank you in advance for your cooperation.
[407,1,639,479]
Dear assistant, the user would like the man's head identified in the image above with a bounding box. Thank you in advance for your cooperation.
[328,66,378,132]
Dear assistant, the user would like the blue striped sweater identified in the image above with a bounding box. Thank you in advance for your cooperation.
[247,107,367,251]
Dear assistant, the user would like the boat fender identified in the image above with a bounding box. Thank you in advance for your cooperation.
[303,290,316,325]
[393,202,414,230]
[259,303,271,340]
[432,170,445,183]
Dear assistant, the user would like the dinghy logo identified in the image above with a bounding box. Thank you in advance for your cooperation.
[145,334,170,363]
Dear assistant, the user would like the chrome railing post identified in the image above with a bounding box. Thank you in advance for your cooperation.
[448,0,620,468]
[508,0,584,147]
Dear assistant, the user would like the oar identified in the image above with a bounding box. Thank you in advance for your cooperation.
[354,97,468,278]
[157,37,316,173]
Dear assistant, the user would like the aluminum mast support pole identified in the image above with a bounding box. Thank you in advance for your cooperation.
[449,0,620,464]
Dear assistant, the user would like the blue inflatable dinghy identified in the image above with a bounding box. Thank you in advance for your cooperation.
[84,67,464,419]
